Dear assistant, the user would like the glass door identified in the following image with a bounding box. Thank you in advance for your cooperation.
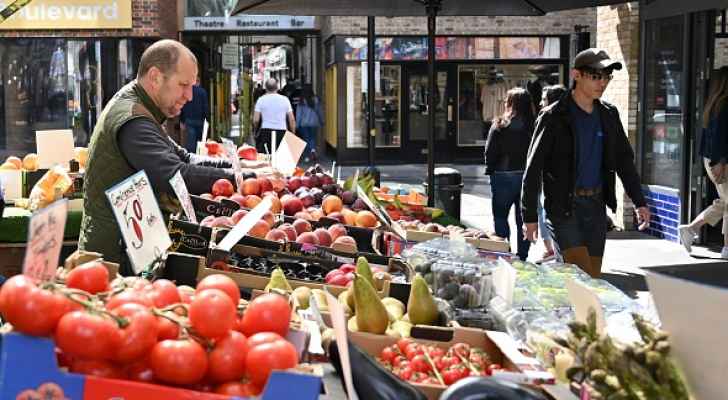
[404,65,453,163]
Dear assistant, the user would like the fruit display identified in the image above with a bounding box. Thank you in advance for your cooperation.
[377,338,503,386]
[0,263,303,396]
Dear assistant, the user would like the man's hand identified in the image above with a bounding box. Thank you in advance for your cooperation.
[636,206,651,231]
[524,223,539,243]
[711,162,727,184]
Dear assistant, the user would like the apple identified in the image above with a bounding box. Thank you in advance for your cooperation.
[244,195,263,209]
[341,191,356,205]
[229,193,246,207]
[299,193,315,208]
[328,224,348,242]
[333,235,358,251]
[280,194,296,204]
[296,232,319,245]
[242,178,260,196]
[294,211,313,220]
[237,144,258,160]
[301,175,314,189]
[309,174,320,188]
[230,209,248,224]
[248,220,271,238]
[265,229,287,243]
[351,198,367,211]
[314,173,326,187]
[278,224,298,241]
[310,188,325,205]
[270,177,287,193]
[292,219,312,235]
[257,177,273,193]
[320,174,335,186]
[313,228,332,247]
[288,176,302,192]
[211,216,233,228]
[322,184,338,195]
[211,179,234,197]
[282,197,304,216]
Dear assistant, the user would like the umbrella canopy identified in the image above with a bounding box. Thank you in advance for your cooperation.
[232,0,630,17]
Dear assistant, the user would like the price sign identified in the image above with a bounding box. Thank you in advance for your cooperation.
[22,198,68,281]
[106,170,172,274]
[169,170,197,224]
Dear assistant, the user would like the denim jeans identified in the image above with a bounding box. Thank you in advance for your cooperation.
[184,123,203,153]
[298,126,318,156]
[491,171,530,260]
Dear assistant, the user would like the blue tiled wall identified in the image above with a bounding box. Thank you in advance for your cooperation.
[642,185,680,243]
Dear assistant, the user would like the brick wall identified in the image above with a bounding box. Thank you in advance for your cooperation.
[596,2,640,229]
[0,0,176,38]
[642,185,681,242]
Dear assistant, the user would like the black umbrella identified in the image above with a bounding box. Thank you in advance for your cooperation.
[233,0,629,206]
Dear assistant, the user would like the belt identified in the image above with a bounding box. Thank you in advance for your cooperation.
[574,187,602,197]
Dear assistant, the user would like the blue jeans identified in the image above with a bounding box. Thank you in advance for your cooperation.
[298,126,318,156]
[185,122,203,153]
[537,193,552,242]
[491,171,530,260]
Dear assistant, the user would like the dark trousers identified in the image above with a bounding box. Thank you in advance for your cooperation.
[491,171,530,260]
[184,122,203,153]
[255,128,286,154]
[298,126,318,156]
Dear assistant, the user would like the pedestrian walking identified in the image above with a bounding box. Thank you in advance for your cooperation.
[679,66,728,256]
[180,76,209,153]
[253,78,296,154]
[296,84,324,163]
[521,48,650,277]
[484,87,535,261]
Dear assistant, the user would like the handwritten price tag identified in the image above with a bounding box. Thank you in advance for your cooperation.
[106,170,172,274]
[23,199,68,281]
[169,170,197,224]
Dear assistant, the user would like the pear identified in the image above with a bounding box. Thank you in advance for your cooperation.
[353,274,389,334]
[407,274,439,326]
[381,297,405,314]
[385,304,404,321]
[391,320,413,338]
[338,290,354,315]
[292,286,312,309]
[356,256,376,289]
[348,316,359,332]
[265,267,292,293]
[311,289,329,312]
[345,285,356,311]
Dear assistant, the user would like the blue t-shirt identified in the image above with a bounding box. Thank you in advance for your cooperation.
[569,101,603,189]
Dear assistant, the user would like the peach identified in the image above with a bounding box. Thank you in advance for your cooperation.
[248,220,271,238]
[262,211,275,227]
[292,219,312,235]
[265,228,288,243]
[231,209,248,224]
[332,235,358,252]
[278,224,298,241]
[341,209,357,226]
[266,195,282,214]
[22,153,39,171]
[294,211,313,221]
[296,231,319,245]
[282,197,304,216]
[326,212,345,223]
[229,193,246,207]
[244,195,263,209]
[313,228,332,247]
[309,208,324,221]
[257,177,273,193]
[328,224,348,242]
[5,156,21,169]
[355,211,378,228]
[242,178,260,196]
[322,195,343,215]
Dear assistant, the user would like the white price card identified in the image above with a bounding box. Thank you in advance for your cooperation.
[325,290,359,400]
[217,197,272,252]
[356,184,407,240]
[566,279,606,336]
[169,170,197,224]
[106,170,172,274]
[23,198,68,281]
[273,132,307,176]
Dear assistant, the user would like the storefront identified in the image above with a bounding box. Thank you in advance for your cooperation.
[324,35,569,165]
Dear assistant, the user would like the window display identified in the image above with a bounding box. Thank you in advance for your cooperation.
[346,65,402,148]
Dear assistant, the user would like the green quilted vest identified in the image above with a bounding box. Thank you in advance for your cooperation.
[78,81,167,264]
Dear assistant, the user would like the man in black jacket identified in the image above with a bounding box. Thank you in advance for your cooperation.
[521,48,650,277]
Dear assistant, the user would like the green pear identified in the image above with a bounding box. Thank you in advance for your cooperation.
[391,320,413,338]
[348,316,359,332]
[345,285,356,311]
[338,290,354,315]
[292,286,311,309]
[407,274,439,326]
[265,267,292,293]
[311,289,329,312]
[385,304,405,321]
[381,297,405,314]
[356,256,376,289]
[353,274,389,334]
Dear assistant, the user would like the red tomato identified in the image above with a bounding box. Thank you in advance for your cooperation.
[196,274,240,305]
[391,355,407,368]
[442,365,466,385]
[404,343,424,360]
[397,365,414,381]
[428,346,446,360]
[240,293,291,337]
[66,261,109,294]
[396,338,412,354]
[449,343,471,359]
[410,354,431,373]
[70,358,127,379]
[380,346,397,363]
[178,286,194,304]
[0,275,69,336]
[189,289,236,339]
[105,289,153,310]
[207,330,249,383]
[245,339,298,388]
[131,278,153,292]
[215,381,261,396]
[112,303,159,363]
[420,377,440,385]
[55,311,121,360]
[247,332,284,349]
[126,358,155,383]
[156,316,180,341]
[150,279,181,308]
[150,339,208,385]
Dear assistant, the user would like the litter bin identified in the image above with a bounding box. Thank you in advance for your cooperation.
[423,167,464,220]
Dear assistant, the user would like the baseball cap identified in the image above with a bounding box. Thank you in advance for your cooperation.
[574,48,623,71]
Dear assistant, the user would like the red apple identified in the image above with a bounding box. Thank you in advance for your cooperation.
[328,224,348,241]
[211,179,234,197]
[237,144,258,160]
[301,176,314,189]
[265,229,287,243]
[278,224,298,241]
[313,228,332,247]
[296,231,319,245]
[280,194,296,204]
[231,209,248,224]
[282,197,304,216]
[244,195,263,209]
[242,178,260,196]
[229,193,246,207]
[292,219,312,235]
[320,174,335,186]
[287,176,302,192]
[299,193,315,208]
[257,177,273,194]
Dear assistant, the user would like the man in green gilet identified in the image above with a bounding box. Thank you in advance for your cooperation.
[79,40,234,273]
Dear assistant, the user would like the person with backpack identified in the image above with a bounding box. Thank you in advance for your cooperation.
[295,84,324,163]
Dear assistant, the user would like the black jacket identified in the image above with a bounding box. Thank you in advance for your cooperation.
[521,93,646,224]
[484,117,533,175]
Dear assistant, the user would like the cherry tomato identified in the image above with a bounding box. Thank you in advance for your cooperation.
[66,261,109,294]
[397,365,414,381]
[112,303,159,363]
[156,316,180,341]
[420,377,440,385]
[196,274,241,305]
[410,354,431,373]
[150,279,181,308]
[0,275,69,336]
[391,355,407,368]
[428,346,446,359]
[215,382,261,396]
[440,356,461,369]
[404,343,424,360]
[245,339,298,388]
[55,311,121,360]
[240,293,291,338]
[189,289,236,339]
[408,371,427,383]
[70,358,127,379]
[449,343,471,359]
[442,365,467,385]
[126,358,155,383]
[105,289,153,310]
[380,346,397,363]
[396,338,412,354]
[150,339,208,385]
[178,286,195,304]
[207,330,249,383]
[247,332,284,349]
[131,278,152,292]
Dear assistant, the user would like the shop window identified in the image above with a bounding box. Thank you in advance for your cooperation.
[345,64,402,148]
[67,40,102,147]
[716,9,728,69]
[187,0,234,17]
[457,64,562,147]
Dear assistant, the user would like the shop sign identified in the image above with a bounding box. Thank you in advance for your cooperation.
[106,170,171,274]
[23,199,68,282]
[184,15,315,31]
[0,0,132,30]
[221,43,238,70]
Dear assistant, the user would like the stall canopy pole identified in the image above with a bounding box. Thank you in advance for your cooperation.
[426,0,440,207]
[367,16,376,167]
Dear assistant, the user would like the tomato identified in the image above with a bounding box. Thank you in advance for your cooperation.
[442,365,467,385]
[130,278,153,292]
[207,330,249,383]
[150,339,208,385]
[440,356,461,369]
[178,286,195,304]
[105,289,153,310]
[0,276,69,336]
[410,354,431,373]
[156,316,180,340]
[245,339,298,387]
[397,365,414,381]
[240,293,291,337]
[215,382,261,396]
[380,346,397,363]
[126,358,155,383]
[404,343,424,360]
[66,261,109,294]
[70,358,127,379]
[112,303,159,363]
[55,311,121,360]
[56,348,75,368]
[396,338,412,354]
[428,346,445,360]
[150,279,181,308]
[391,355,407,368]
[189,289,236,339]
[196,274,240,305]
[247,332,284,349]
[408,371,427,383]
[449,343,471,359]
